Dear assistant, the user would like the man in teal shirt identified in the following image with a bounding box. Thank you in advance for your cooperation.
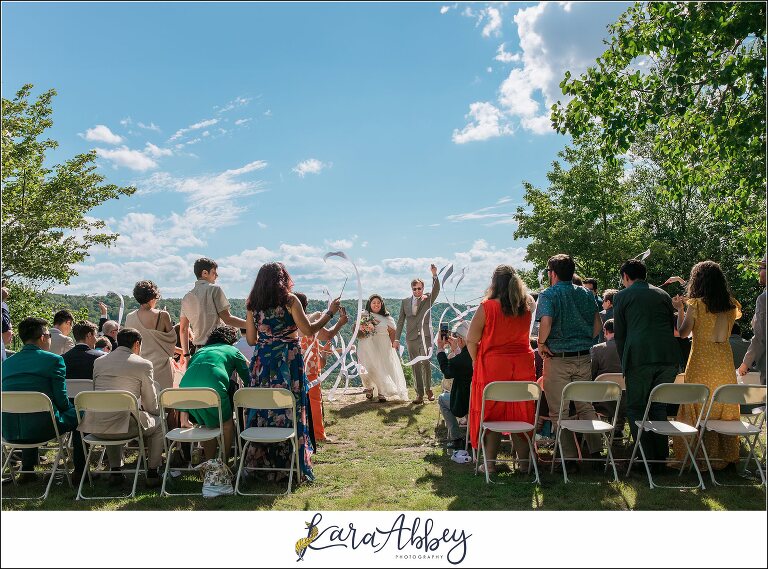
[536,254,603,468]
[2,317,85,484]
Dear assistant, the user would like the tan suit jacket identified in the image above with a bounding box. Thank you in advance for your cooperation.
[395,276,440,343]
[77,346,160,435]
[49,327,75,356]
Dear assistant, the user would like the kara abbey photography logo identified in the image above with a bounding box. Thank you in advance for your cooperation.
[294,512,471,564]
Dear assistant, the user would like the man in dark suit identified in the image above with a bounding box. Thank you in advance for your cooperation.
[1,317,85,484]
[591,318,625,437]
[62,320,104,379]
[613,259,680,472]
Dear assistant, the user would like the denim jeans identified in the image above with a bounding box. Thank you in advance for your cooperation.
[438,392,461,440]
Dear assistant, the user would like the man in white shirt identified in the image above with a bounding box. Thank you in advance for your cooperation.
[179,258,246,365]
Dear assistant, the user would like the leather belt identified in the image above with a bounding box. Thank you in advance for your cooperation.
[549,349,591,357]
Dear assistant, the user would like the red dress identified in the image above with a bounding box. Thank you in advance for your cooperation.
[469,298,536,450]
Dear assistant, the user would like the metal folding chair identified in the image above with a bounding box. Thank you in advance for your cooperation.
[626,383,709,490]
[233,387,299,496]
[474,381,542,484]
[1,392,73,500]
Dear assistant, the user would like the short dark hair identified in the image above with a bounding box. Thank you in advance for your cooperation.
[205,325,239,346]
[117,328,142,348]
[603,289,618,304]
[72,320,98,342]
[52,309,74,326]
[133,280,160,304]
[620,259,647,281]
[547,254,575,282]
[19,317,48,343]
[294,292,309,311]
[193,258,218,279]
[731,322,741,336]
[584,278,598,292]
[94,337,111,350]
[603,318,615,334]
[572,274,583,286]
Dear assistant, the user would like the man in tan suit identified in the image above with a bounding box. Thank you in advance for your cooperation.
[77,328,164,487]
[395,264,440,404]
[48,310,75,355]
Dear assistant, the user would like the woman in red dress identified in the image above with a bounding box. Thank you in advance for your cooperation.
[466,265,537,473]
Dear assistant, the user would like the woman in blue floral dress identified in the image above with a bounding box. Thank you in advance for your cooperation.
[244,262,341,482]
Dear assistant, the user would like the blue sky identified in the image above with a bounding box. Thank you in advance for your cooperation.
[2,1,631,301]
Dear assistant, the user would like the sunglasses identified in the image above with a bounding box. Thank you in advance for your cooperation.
[42,333,51,338]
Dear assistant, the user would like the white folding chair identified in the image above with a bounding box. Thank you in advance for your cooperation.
[627,383,710,490]
[158,387,225,497]
[737,371,762,386]
[674,373,686,384]
[474,381,542,484]
[233,388,298,496]
[550,381,622,483]
[1,392,72,500]
[692,384,766,486]
[74,390,146,500]
[66,379,94,399]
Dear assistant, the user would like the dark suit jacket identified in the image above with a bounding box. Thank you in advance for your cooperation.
[598,307,614,343]
[437,347,473,417]
[591,338,623,379]
[613,281,680,371]
[62,344,104,380]
[1,344,77,441]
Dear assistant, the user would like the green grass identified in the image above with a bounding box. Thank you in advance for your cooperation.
[2,388,765,510]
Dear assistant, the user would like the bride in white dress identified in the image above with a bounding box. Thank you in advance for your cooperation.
[356,294,409,402]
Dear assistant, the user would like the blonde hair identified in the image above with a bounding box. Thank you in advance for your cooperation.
[410,278,424,287]
[486,265,529,317]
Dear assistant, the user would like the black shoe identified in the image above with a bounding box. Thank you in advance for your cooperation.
[145,468,161,489]
[108,467,127,487]
[71,469,85,486]
[15,472,38,485]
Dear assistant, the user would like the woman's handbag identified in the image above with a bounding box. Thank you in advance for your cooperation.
[195,458,234,498]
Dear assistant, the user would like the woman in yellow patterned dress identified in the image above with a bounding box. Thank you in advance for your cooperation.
[672,261,741,470]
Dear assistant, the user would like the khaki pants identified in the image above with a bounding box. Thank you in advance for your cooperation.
[94,419,164,470]
[543,354,602,458]
[406,338,431,397]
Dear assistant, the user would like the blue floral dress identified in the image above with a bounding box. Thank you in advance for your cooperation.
[246,306,314,482]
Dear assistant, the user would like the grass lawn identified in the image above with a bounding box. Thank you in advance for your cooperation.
[2,387,765,511]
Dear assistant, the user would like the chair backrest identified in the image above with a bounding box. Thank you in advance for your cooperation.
[74,390,139,415]
[233,387,295,411]
[66,379,94,399]
[737,371,762,386]
[595,373,625,390]
[711,384,766,406]
[649,383,709,405]
[674,373,686,384]
[562,381,621,404]
[1,391,55,415]
[159,387,220,410]
[482,381,540,403]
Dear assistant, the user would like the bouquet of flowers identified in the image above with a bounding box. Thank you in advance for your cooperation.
[357,312,378,339]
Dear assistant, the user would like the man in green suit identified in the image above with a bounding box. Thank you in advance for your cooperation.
[2,317,85,483]
[613,259,680,471]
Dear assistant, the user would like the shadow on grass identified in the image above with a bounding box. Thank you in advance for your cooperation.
[335,399,426,428]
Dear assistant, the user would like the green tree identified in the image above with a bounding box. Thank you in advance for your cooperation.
[2,84,136,286]
[551,2,766,261]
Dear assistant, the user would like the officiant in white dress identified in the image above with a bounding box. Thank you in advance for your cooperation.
[356,294,409,402]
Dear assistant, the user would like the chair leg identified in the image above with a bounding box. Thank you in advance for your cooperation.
[525,433,540,485]
[744,435,766,485]
[626,425,644,477]
[681,435,706,490]
[234,440,249,496]
[160,441,175,497]
[77,444,95,500]
[286,438,296,495]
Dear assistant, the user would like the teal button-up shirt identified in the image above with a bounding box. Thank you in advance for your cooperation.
[535,281,598,352]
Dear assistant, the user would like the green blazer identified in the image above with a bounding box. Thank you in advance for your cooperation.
[1,343,77,442]
[613,280,680,371]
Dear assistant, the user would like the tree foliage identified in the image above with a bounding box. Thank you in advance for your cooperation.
[1,84,136,286]
[551,2,766,259]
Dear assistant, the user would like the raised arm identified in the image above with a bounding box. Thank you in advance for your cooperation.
[465,303,485,361]
[428,264,440,306]
[317,307,349,342]
[289,294,340,336]
[672,295,694,338]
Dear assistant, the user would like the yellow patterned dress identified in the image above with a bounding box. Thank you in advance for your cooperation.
[674,298,742,469]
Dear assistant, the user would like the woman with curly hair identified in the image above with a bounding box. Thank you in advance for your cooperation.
[179,325,250,462]
[672,261,742,470]
[244,262,341,483]
[124,280,176,391]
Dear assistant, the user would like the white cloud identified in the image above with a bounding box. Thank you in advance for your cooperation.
[293,158,331,177]
[144,142,173,158]
[82,125,123,145]
[446,198,519,225]
[326,239,354,250]
[234,118,252,126]
[95,146,158,171]
[202,131,210,137]
[440,6,451,14]
[454,2,630,139]
[486,67,493,73]
[137,121,161,132]
[216,96,252,113]
[120,117,132,126]
[257,222,268,229]
[452,102,512,144]
[481,7,502,37]
[168,118,219,142]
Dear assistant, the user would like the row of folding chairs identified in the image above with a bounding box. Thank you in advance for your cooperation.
[2,386,300,501]
[473,379,766,489]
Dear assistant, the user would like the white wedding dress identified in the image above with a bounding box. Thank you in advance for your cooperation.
[356,312,409,401]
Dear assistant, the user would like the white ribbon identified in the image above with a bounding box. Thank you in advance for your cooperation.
[89,291,124,327]
[635,248,651,261]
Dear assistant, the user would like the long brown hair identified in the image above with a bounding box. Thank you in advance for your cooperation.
[486,265,529,317]
[686,261,736,314]
[246,262,294,313]
[365,294,390,316]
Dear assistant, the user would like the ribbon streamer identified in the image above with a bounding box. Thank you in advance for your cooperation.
[635,248,651,261]
[89,291,125,327]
